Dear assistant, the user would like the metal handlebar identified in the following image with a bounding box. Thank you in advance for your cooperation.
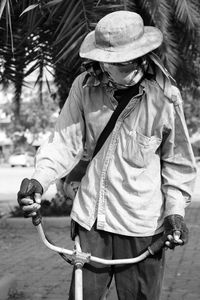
[32,212,166,300]
[36,223,150,265]
[32,212,166,264]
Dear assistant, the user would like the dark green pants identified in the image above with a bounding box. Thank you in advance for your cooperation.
[68,223,165,300]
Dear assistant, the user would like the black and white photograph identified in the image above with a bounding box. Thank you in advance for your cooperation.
[0,1,200,299]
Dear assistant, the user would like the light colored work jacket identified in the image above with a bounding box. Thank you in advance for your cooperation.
[33,58,197,236]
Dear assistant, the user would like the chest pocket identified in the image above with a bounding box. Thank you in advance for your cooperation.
[123,130,161,168]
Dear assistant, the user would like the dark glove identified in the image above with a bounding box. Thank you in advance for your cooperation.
[17,178,43,218]
[163,214,189,249]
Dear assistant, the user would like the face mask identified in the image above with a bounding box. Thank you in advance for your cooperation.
[100,57,147,88]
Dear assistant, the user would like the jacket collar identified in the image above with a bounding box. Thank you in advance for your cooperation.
[82,53,176,97]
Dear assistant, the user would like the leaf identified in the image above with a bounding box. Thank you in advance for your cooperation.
[56,22,86,56]
[57,34,85,62]
[20,4,39,17]
[55,0,82,37]
[45,74,51,93]
[0,0,7,19]
[54,16,84,45]
[56,9,83,41]
[24,61,40,77]
[6,0,13,52]
[45,0,63,7]
[174,0,200,29]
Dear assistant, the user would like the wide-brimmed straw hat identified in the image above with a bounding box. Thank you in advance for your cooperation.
[79,11,163,63]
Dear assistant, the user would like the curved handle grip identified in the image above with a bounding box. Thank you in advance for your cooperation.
[29,194,42,226]
[148,235,166,255]
[32,210,42,226]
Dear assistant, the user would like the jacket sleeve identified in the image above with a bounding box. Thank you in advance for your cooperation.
[32,75,85,192]
[161,86,197,217]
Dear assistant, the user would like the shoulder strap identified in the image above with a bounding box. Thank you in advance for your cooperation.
[149,53,182,105]
[92,84,139,158]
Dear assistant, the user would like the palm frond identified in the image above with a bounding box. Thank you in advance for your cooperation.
[0,0,7,19]
[160,32,179,75]
[54,0,83,36]
[154,0,178,75]
[20,3,39,17]
[1,0,199,113]
[173,0,200,29]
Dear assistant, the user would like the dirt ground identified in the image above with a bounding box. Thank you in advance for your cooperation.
[1,204,200,300]
[0,218,74,300]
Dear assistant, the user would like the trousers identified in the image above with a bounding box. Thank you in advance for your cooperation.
[68,222,165,300]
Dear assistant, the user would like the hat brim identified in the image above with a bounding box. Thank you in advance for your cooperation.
[79,27,163,63]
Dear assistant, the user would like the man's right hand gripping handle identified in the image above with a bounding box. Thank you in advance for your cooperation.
[17,178,43,225]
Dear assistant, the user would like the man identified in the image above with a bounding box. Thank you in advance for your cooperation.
[17,11,196,300]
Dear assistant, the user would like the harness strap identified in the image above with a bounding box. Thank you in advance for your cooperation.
[92,83,139,158]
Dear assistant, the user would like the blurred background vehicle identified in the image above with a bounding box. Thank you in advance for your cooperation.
[8,151,35,167]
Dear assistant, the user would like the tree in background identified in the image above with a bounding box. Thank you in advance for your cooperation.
[2,86,59,149]
[0,0,55,116]
[0,0,200,130]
